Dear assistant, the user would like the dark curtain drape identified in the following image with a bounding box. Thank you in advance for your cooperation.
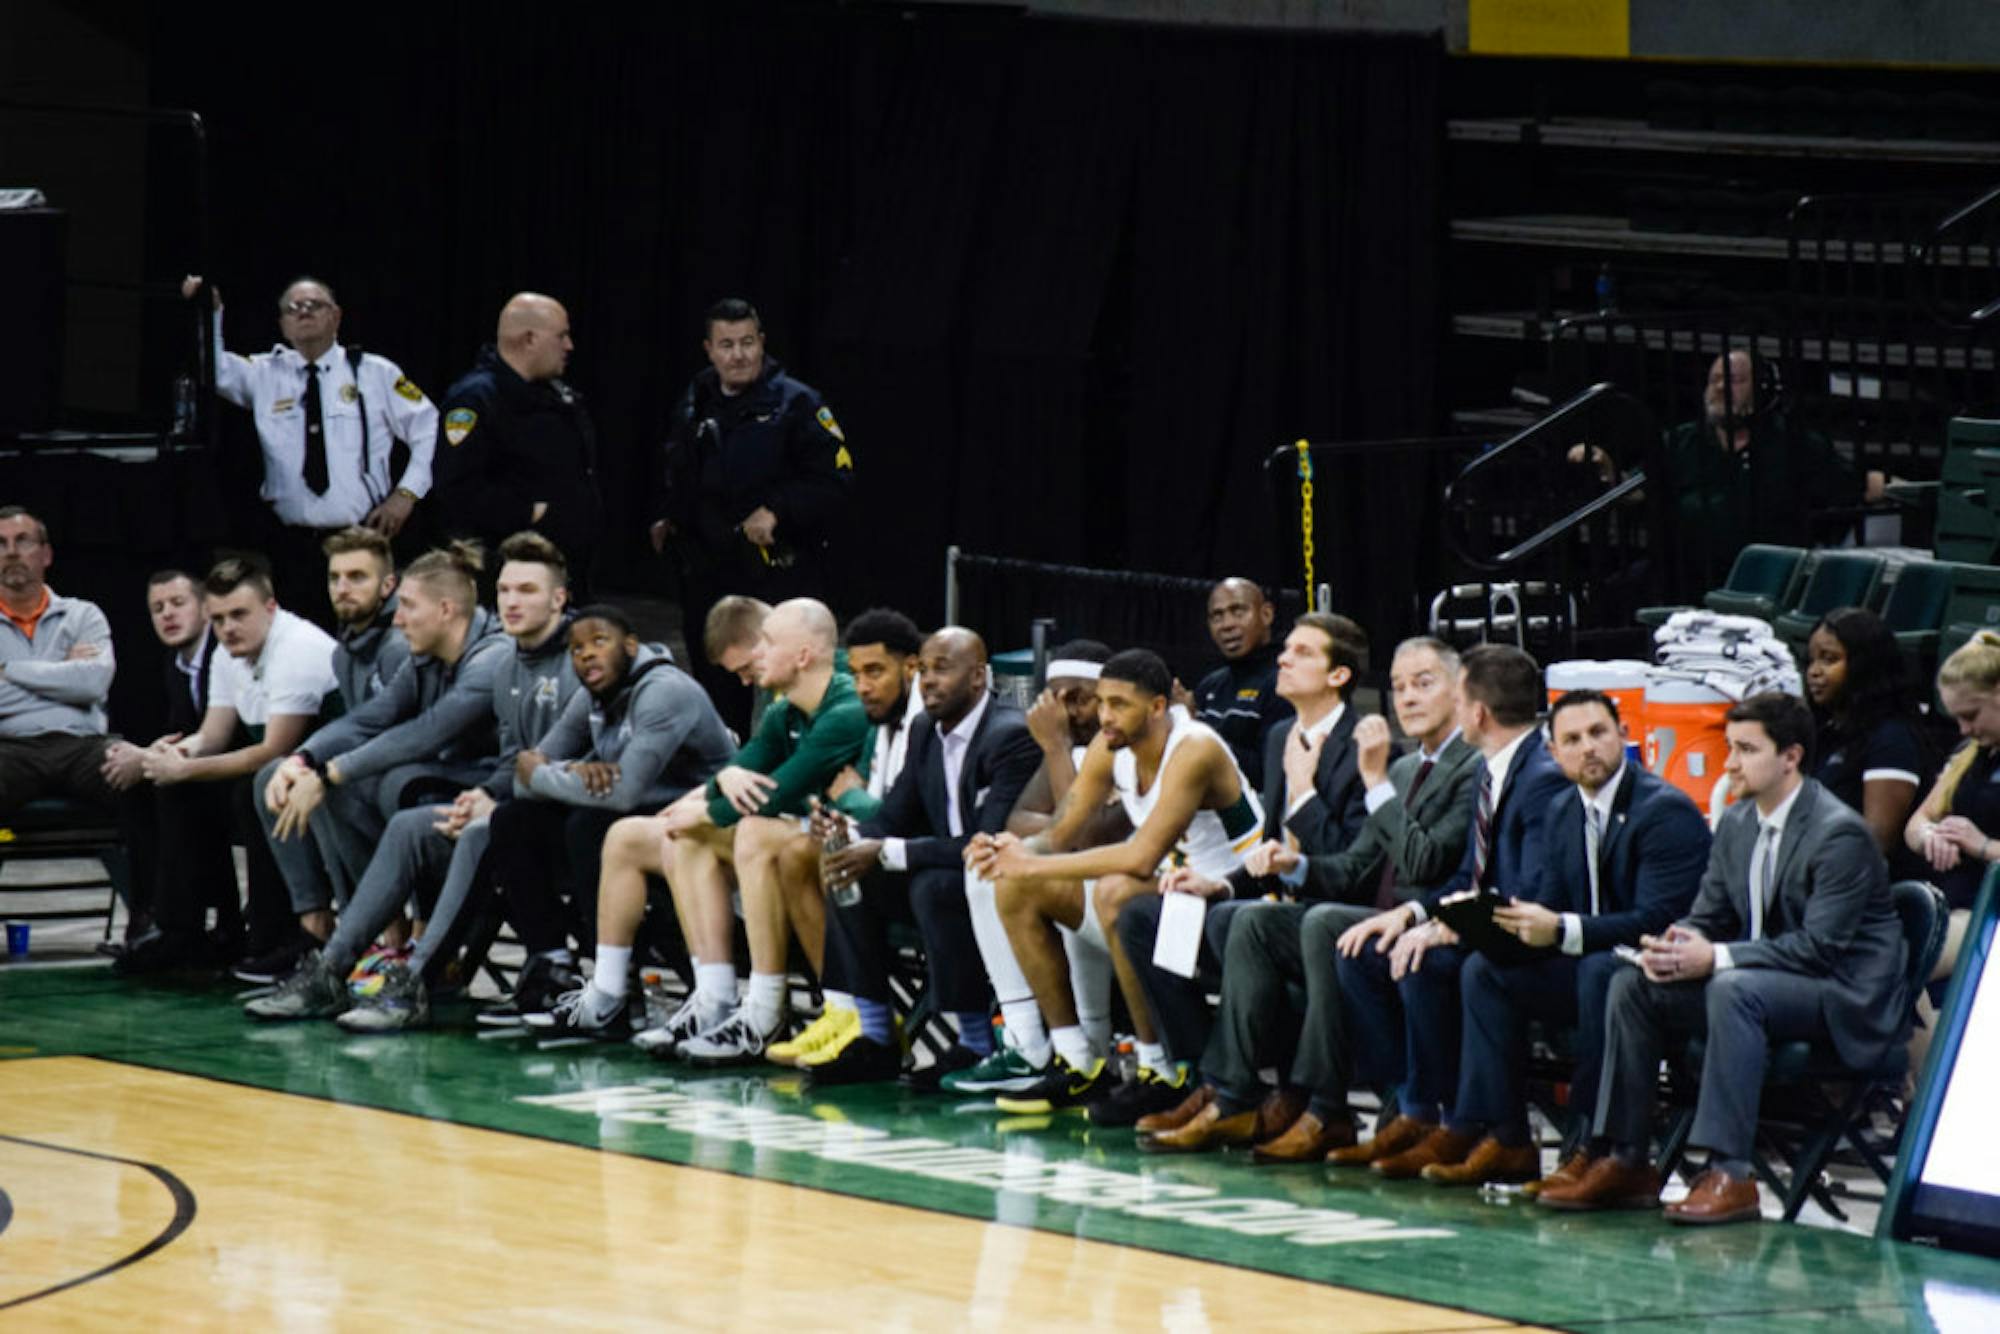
[16,3,1440,740]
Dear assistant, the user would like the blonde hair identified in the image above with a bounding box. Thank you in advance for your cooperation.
[402,540,484,615]
[1933,629,2000,807]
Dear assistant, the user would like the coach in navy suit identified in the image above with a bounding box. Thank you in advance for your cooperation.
[1331,645,1571,1176]
[821,628,1042,1077]
[1419,688,1711,1187]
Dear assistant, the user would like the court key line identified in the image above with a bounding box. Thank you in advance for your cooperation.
[0,1133,199,1311]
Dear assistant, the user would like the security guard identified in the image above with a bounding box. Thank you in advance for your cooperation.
[649,297,854,721]
[430,292,604,597]
[186,275,438,616]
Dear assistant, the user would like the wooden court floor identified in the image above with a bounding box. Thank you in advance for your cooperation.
[2,965,1998,1329]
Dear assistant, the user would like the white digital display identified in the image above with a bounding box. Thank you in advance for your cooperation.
[1919,924,2000,1195]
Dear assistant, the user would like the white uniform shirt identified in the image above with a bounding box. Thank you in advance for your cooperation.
[208,609,339,728]
[211,311,439,528]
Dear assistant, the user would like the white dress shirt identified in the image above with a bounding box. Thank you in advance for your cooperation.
[881,693,990,871]
[1560,761,1628,955]
[212,311,439,528]
[1281,701,1347,822]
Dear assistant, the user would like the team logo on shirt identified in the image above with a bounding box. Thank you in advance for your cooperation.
[535,677,560,705]
[340,383,360,403]
[445,408,477,445]
[817,406,847,443]
[394,376,424,403]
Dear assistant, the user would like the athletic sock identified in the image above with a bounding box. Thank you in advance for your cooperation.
[744,971,787,1031]
[1000,1000,1051,1068]
[1050,1025,1094,1071]
[591,944,632,1000]
[823,988,856,1014]
[954,1012,994,1056]
[1135,1041,1172,1077]
[854,997,895,1044]
[695,962,738,1014]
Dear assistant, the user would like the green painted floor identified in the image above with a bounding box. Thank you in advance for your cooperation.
[3,964,1997,1330]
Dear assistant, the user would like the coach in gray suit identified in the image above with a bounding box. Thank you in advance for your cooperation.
[1137,636,1481,1157]
[1543,691,1904,1225]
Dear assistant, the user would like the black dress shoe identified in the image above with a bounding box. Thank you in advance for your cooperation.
[899,1043,981,1092]
[112,929,210,976]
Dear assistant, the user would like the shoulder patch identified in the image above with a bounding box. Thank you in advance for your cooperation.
[816,405,846,443]
[394,375,424,403]
[834,445,853,470]
[444,408,477,446]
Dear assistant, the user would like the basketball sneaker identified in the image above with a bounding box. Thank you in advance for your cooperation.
[769,1006,858,1067]
[679,1005,788,1068]
[243,950,349,1020]
[335,963,431,1032]
[1089,1062,1193,1127]
[631,992,717,1058]
[940,1043,1046,1095]
[992,1054,1107,1113]
[524,984,632,1041]
[476,954,583,1028]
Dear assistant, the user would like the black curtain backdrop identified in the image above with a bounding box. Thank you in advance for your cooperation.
[25,4,1439,738]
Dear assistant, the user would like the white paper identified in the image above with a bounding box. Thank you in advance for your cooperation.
[1151,891,1208,979]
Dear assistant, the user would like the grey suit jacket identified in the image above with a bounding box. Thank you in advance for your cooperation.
[1299,733,1482,905]
[1683,777,1905,1067]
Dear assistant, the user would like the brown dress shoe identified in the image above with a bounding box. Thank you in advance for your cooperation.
[1326,1113,1432,1166]
[1251,1110,1358,1164]
[1252,1087,1310,1145]
[1135,1083,1213,1136]
[1522,1147,1595,1198]
[1538,1155,1662,1211]
[1373,1126,1479,1180]
[1421,1135,1540,1186]
[1140,1100,1258,1154]
[1665,1169,1762,1226]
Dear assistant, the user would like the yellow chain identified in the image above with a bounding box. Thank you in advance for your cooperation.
[1294,438,1315,604]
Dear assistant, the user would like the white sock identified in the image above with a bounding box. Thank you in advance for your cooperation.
[823,988,856,1014]
[1060,925,1114,1039]
[1001,1000,1051,1067]
[1136,1041,1172,1076]
[695,962,738,1012]
[592,944,632,1000]
[745,971,787,1030]
[1051,1024,1094,1070]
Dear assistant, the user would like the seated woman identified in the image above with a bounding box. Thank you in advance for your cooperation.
[1804,606,1935,882]
[1903,629,2000,1067]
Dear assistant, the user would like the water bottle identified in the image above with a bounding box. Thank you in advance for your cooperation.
[823,818,862,908]
[640,969,676,1029]
[171,373,197,441]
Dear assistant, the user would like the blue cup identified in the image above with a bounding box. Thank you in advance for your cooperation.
[5,922,28,958]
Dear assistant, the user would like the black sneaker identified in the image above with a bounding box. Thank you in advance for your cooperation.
[900,1043,980,1093]
[1088,1062,1194,1127]
[993,1054,1109,1113]
[112,928,208,976]
[522,985,634,1041]
[476,955,583,1028]
[808,1035,904,1087]
[231,929,319,984]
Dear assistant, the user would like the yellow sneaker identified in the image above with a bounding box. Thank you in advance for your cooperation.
[769,1006,858,1067]
[798,1009,879,1068]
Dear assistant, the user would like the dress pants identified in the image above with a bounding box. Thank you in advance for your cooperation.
[1201,901,1369,1108]
[1452,951,1619,1142]
[825,866,988,1013]
[1338,939,1467,1122]
[1113,895,1254,1064]
[147,781,246,940]
[1594,964,1832,1163]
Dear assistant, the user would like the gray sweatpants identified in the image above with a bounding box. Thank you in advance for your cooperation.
[256,756,488,914]
[322,804,492,975]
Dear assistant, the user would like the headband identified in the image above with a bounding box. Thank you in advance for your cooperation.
[1045,659,1103,682]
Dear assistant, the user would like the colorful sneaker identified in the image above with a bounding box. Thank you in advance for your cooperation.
[243,950,349,1020]
[335,963,431,1032]
[769,1006,858,1067]
[940,1043,1047,1095]
[679,1006,788,1068]
[992,1055,1108,1113]
[523,984,632,1041]
[1089,1062,1194,1127]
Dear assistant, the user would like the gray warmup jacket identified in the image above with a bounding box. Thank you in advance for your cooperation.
[481,613,582,798]
[333,595,410,711]
[521,645,734,811]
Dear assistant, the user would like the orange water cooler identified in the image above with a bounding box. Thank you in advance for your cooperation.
[1642,678,1736,823]
[1545,660,1649,764]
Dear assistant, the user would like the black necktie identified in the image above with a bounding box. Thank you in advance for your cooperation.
[1374,757,1436,910]
[302,362,329,495]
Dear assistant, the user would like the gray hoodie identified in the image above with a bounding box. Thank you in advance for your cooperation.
[334,594,410,711]
[481,612,582,798]
[300,605,508,783]
[0,589,114,738]
[522,645,734,810]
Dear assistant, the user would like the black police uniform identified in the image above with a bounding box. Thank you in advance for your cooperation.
[431,345,604,595]
[654,357,854,721]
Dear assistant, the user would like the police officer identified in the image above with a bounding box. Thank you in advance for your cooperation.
[185,275,439,619]
[430,293,604,598]
[649,297,853,725]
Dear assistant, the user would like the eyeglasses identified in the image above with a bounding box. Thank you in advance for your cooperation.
[0,536,44,553]
[280,299,332,317]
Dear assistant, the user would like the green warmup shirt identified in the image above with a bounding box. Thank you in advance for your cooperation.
[705,670,871,827]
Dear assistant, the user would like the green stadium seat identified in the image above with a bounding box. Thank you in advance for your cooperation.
[1772,551,1888,658]
[1932,417,2000,564]
[1636,543,1807,627]
[1880,559,1968,679]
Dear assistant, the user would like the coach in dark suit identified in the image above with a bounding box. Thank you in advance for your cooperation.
[1139,635,1481,1155]
[1420,689,1711,1187]
[1112,613,1372,1078]
[1543,691,1904,1225]
[1332,644,1571,1177]
[816,627,1041,1083]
